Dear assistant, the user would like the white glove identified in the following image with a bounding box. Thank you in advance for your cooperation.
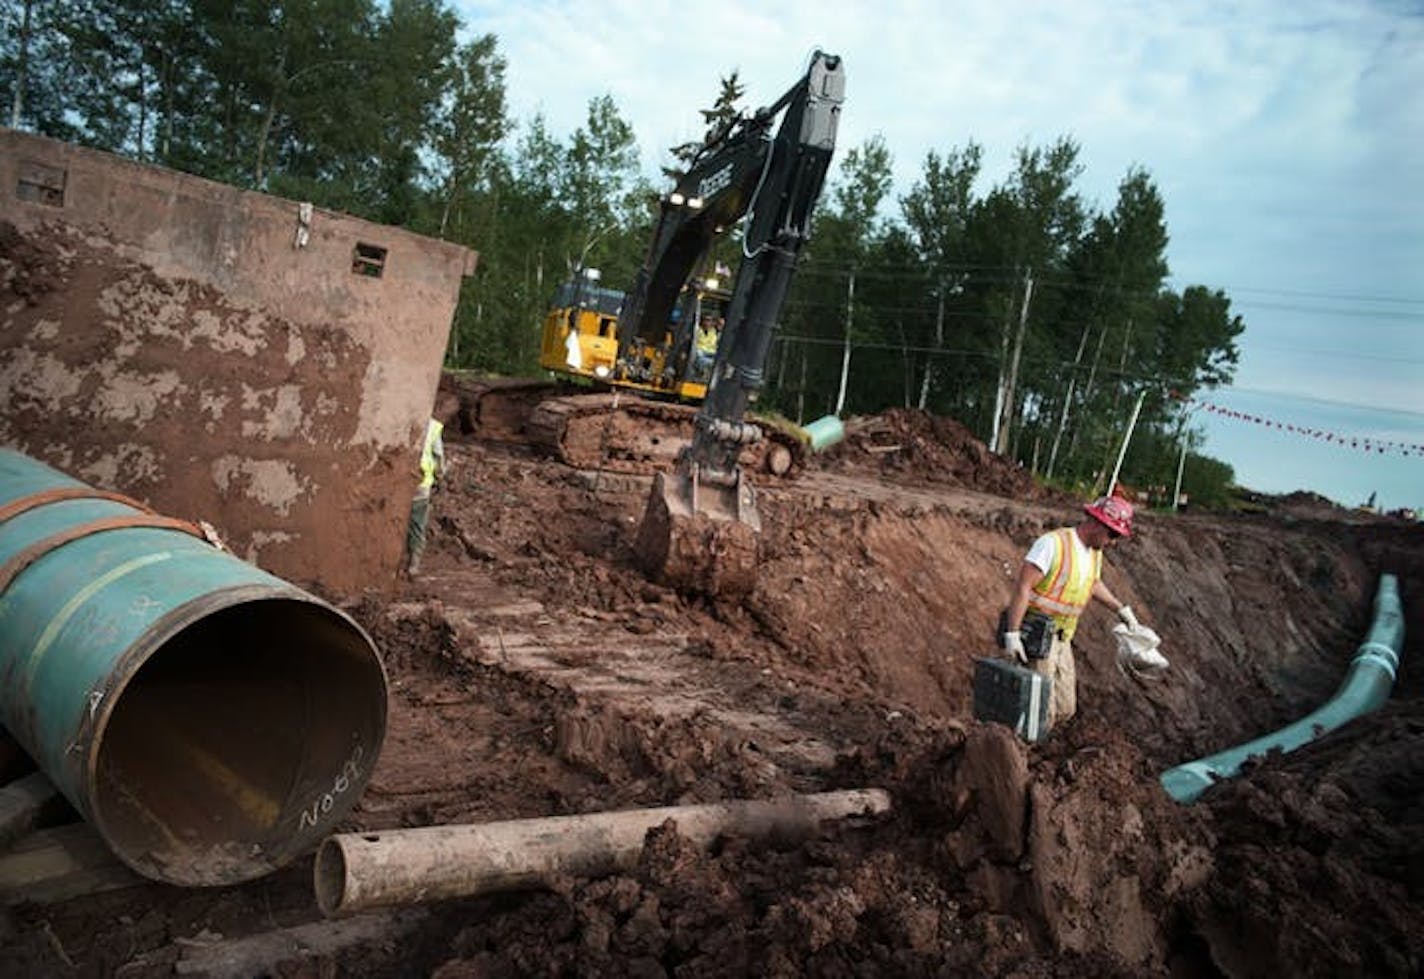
[1112,622,1169,678]
[1117,605,1140,630]
[1003,631,1026,664]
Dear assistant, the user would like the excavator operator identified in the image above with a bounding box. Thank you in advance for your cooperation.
[692,313,720,379]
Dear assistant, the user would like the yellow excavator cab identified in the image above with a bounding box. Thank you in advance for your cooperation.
[537,278,623,381]
[537,273,725,403]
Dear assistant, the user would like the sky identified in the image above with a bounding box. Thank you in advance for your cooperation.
[455,0,1424,512]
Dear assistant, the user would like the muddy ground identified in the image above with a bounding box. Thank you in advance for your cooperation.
[3,401,1423,978]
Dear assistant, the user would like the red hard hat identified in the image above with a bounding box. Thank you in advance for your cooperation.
[1084,495,1134,537]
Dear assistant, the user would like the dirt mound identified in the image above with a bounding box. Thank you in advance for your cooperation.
[1185,701,1424,977]
[815,408,1070,502]
[5,396,1423,977]
[424,721,1202,978]
[386,443,1423,976]
[0,219,68,303]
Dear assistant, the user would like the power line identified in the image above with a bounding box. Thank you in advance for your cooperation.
[1191,285,1424,306]
[789,258,1424,315]
[1226,300,1424,322]
[770,332,1424,421]
[1240,341,1424,366]
[779,296,1422,369]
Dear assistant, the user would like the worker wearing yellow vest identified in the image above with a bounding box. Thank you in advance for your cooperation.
[404,391,459,578]
[1001,495,1162,727]
[692,313,721,378]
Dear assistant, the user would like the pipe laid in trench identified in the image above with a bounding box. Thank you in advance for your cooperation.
[1160,573,1405,804]
[315,788,891,917]
[0,449,389,886]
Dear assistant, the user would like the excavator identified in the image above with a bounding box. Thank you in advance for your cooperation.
[626,50,845,595]
[475,51,844,594]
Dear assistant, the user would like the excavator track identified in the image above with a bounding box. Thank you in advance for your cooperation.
[525,393,803,478]
[443,375,565,444]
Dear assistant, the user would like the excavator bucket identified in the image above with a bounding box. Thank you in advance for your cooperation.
[634,468,761,597]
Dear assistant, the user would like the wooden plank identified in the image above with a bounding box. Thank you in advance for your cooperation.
[0,822,145,906]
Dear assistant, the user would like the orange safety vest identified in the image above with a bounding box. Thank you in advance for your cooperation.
[1026,528,1102,640]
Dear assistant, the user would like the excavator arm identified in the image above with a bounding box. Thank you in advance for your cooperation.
[635,51,845,595]
[617,111,776,359]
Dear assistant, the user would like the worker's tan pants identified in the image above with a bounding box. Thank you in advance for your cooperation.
[1030,635,1076,728]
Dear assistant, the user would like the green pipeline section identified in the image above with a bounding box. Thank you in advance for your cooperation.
[0,449,388,886]
[800,415,847,453]
[1160,573,1405,803]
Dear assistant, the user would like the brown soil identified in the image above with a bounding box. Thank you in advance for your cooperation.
[4,377,1424,976]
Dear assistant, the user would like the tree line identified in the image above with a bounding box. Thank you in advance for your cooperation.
[0,0,1243,506]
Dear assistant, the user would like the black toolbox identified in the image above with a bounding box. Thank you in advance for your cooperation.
[973,657,1052,742]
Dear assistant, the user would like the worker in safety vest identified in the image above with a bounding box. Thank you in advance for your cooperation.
[692,313,720,378]
[403,391,459,578]
[1001,495,1165,727]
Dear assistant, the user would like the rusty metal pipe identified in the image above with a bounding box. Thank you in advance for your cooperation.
[315,788,891,916]
[0,450,388,886]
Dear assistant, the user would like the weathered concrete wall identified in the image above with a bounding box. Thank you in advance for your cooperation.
[0,128,476,592]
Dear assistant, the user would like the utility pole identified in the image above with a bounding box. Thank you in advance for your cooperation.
[1107,390,1146,497]
[10,0,33,129]
[992,269,1033,454]
[917,278,946,411]
[1172,436,1188,512]
[1171,410,1194,512]
[834,268,855,416]
[1045,320,1093,480]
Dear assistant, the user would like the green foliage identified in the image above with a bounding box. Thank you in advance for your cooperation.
[901,141,982,271]
[0,6,1245,490]
[767,133,1242,496]
[429,33,508,238]
[564,94,647,275]
[1181,453,1235,509]
[669,71,745,168]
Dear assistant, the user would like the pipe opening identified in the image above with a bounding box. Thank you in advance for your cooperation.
[92,597,386,886]
[314,836,350,917]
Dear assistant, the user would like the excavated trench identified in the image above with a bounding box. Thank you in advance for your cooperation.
[3,416,1423,977]
[8,187,1418,974]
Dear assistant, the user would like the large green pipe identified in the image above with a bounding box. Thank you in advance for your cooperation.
[0,450,388,886]
[1160,574,1404,803]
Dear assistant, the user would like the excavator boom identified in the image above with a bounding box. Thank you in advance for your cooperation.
[634,51,845,595]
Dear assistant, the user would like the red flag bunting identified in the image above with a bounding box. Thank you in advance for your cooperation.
[1179,394,1421,458]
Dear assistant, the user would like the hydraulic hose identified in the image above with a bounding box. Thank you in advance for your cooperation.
[1160,574,1404,803]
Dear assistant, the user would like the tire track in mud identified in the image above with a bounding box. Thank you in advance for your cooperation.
[351,568,847,835]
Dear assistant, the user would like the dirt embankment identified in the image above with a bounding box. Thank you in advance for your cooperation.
[4,401,1423,978]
